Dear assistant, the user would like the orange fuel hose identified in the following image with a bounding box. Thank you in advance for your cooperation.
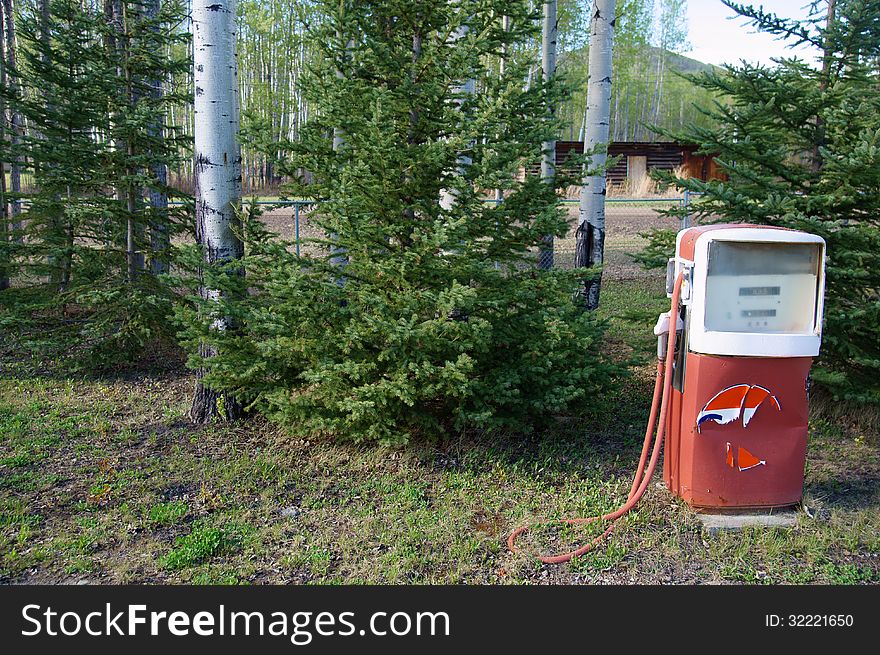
[507,271,685,564]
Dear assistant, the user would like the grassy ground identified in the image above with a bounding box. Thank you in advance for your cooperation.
[1,277,878,585]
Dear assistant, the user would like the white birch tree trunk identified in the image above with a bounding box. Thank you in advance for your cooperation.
[575,0,616,310]
[538,0,557,270]
[2,0,22,236]
[494,14,510,210]
[0,0,6,292]
[147,0,170,276]
[117,0,146,282]
[190,0,244,423]
[329,31,351,275]
[439,9,474,213]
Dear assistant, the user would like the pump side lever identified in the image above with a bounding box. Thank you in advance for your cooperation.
[654,311,684,360]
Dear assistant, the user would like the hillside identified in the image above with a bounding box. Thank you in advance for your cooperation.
[558,45,720,142]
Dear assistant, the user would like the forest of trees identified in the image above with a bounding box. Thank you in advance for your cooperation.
[231,0,716,189]
[555,0,718,142]
[0,0,190,363]
[223,0,716,190]
[0,0,630,430]
[0,0,709,194]
[0,0,718,196]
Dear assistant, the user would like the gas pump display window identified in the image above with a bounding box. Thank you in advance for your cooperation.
[704,241,821,334]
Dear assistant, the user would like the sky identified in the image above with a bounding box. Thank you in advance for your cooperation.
[685,0,819,67]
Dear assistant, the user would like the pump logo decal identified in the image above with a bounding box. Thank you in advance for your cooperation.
[726,442,766,471]
[697,384,781,431]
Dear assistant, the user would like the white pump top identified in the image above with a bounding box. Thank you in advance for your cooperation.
[675,227,826,358]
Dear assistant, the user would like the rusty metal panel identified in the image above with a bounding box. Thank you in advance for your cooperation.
[665,352,812,509]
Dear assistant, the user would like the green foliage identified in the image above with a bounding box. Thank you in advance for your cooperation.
[0,0,190,369]
[147,500,188,527]
[162,522,227,570]
[631,227,676,270]
[236,0,314,192]
[820,561,880,584]
[649,0,880,405]
[178,1,620,444]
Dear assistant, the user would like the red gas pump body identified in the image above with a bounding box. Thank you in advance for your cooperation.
[664,353,812,509]
[663,224,825,511]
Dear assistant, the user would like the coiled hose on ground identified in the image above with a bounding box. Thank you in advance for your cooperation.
[507,271,685,564]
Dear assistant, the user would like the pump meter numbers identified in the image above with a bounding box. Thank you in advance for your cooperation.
[739,285,781,296]
[765,614,854,628]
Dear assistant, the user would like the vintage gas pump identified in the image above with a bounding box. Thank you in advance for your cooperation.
[508,223,826,563]
[663,225,826,510]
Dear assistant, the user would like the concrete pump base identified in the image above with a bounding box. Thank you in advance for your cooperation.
[696,509,799,534]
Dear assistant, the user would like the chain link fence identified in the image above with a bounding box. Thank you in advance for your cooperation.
[549,197,690,280]
[259,194,693,282]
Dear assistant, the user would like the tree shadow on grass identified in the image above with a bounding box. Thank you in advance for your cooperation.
[418,375,659,480]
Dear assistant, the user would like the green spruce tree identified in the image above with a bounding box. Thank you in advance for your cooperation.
[647,0,880,405]
[178,0,618,443]
[0,0,189,368]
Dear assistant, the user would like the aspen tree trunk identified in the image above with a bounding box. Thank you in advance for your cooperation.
[146,0,170,275]
[329,29,351,275]
[494,14,509,209]
[650,43,665,129]
[2,0,21,236]
[578,100,587,141]
[39,0,66,286]
[538,0,557,270]
[612,81,620,140]
[0,1,6,292]
[190,0,244,423]
[401,27,422,249]
[182,2,195,190]
[0,161,6,291]
[439,7,474,213]
[813,0,836,172]
[575,0,616,310]
[39,0,50,82]
[105,0,127,262]
[119,0,145,282]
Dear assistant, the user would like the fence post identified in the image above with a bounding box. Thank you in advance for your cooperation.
[682,189,692,230]
[295,203,301,257]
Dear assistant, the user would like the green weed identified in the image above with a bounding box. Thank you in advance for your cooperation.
[147,501,188,527]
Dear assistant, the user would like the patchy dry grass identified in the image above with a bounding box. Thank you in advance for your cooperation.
[1,278,878,585]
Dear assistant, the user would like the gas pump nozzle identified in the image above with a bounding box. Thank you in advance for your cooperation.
[654,311,683,360]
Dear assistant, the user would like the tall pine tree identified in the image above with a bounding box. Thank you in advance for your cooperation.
[651,0,880,405]
[178,0,618,443]
[0,0,189,367]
